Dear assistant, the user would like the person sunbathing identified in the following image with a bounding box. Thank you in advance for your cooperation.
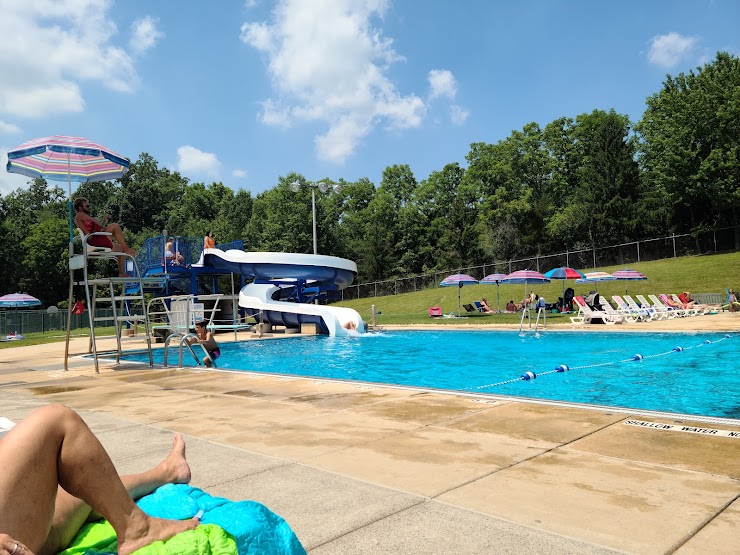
[662,295,684,309]
[480,298,494,313]
[505,300,517,312]
[0,404,198,555]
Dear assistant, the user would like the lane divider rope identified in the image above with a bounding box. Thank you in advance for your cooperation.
[468,333,733,390]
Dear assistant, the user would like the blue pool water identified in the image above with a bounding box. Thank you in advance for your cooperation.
[128,331,740,419]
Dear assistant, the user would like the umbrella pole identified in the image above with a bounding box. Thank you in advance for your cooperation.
[496,284,500,313]
[67,153,74,243]
[458,284,462,317]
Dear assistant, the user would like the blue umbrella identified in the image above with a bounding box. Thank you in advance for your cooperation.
[440,273,479,316]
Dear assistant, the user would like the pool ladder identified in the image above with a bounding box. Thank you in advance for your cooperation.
[518,305,547,335]
[162,332,216,368]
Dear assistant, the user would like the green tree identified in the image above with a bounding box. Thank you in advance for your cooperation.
[21,216,70,304]
[636,52,740,249]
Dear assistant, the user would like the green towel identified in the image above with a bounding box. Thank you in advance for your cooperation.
[58,521,237,555]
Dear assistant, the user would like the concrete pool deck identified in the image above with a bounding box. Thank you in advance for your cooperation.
[1,314,738,554]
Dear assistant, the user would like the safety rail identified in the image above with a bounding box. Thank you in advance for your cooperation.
[132,236,244,275]
[162,332,214,368]
[147,292,251,340]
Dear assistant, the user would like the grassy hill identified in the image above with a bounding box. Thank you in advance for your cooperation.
[334,252,740,325]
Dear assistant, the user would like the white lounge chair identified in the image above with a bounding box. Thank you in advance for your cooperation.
[624,295,664,320]
[612,295,650,321]
[647,294,688,317]
[571,296,618,325]
[597,297,632,323]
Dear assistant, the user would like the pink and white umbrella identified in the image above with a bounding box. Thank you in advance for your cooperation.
[502,270,550,301]
[0,293,42,308]
[6,135,131,241]
[481,273,508,312]
[611,269,647,294]
[440,273,479,316]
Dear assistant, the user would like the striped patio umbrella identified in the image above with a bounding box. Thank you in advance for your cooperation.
[0,293,42,308]
[611,269,647,294]
[544,267,585,309]
[502,270,550,303]
[6,136,131,241]
[440,273,479,316]
[481,273,509,313]
[575,271,616,292]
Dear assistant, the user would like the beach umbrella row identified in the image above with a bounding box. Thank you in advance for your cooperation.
[439,267,647,315]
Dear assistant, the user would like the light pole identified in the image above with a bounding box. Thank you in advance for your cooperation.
[290,179,343,255]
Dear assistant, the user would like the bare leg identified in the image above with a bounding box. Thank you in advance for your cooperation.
[40,434,191,555]
[0,405,197,555]
[104,223,136,256]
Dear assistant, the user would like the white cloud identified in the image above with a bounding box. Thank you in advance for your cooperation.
[450,104,469,125]
[0,0,138,119]
[0,120,21,134]
[232,169,247,178]
[130,16,164,55]
[0,147,33,196]
[176,145,222,177]
[428,69,457,100]
[245,0,259,8]
[647,32,699,68]
[240,0,426,164]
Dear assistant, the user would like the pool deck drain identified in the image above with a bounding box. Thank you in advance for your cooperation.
[1,316,739,554]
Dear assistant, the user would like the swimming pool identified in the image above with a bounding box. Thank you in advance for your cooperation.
[126,330,740,419]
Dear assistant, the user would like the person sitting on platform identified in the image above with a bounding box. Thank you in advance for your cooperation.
[505,300,517,312]
[480,298,494,313]
[0,404,198,555]
[74,198,136,277]
[189,320,220,367]
[165,237,184,266]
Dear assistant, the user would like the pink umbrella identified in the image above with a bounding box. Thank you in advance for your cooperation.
[611,269,647,294]
[440,273,479,316]
[6,136,130,241]
[502,270,550,303]
[0,293,42,308]
[481,273,508,312]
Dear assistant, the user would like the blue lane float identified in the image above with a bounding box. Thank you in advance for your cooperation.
[468,333,737,391]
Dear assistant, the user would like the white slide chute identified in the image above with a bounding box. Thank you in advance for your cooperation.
[197,249,364,336]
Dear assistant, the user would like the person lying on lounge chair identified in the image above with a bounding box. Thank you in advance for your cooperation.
[0,404,197,555]
[678,291,721,311]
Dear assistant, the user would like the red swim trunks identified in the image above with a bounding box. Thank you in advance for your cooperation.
[83,220,114,249]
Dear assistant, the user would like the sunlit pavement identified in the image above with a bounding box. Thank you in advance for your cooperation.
[1,316,738,554]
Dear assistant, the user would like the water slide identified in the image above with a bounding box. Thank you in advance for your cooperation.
[199,249,364,336]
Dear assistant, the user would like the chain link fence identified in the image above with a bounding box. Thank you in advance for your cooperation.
[341,226,739,301]
[0,308,116,337]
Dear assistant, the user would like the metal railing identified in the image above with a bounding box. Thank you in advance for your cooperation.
[342,226,739,301]
[1,308,116,336]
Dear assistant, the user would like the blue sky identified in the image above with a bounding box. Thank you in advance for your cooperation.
[1,0,739,197]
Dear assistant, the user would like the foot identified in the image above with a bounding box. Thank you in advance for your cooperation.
[161,434,191,484]
[118,513,199,555]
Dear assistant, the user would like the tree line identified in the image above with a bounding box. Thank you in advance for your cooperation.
[1,53,738,306]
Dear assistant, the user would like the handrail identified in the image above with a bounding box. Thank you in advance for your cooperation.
[163,332,213,368]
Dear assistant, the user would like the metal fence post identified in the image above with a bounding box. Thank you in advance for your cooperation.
[637,241,640,263]
[672,235,676,257]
